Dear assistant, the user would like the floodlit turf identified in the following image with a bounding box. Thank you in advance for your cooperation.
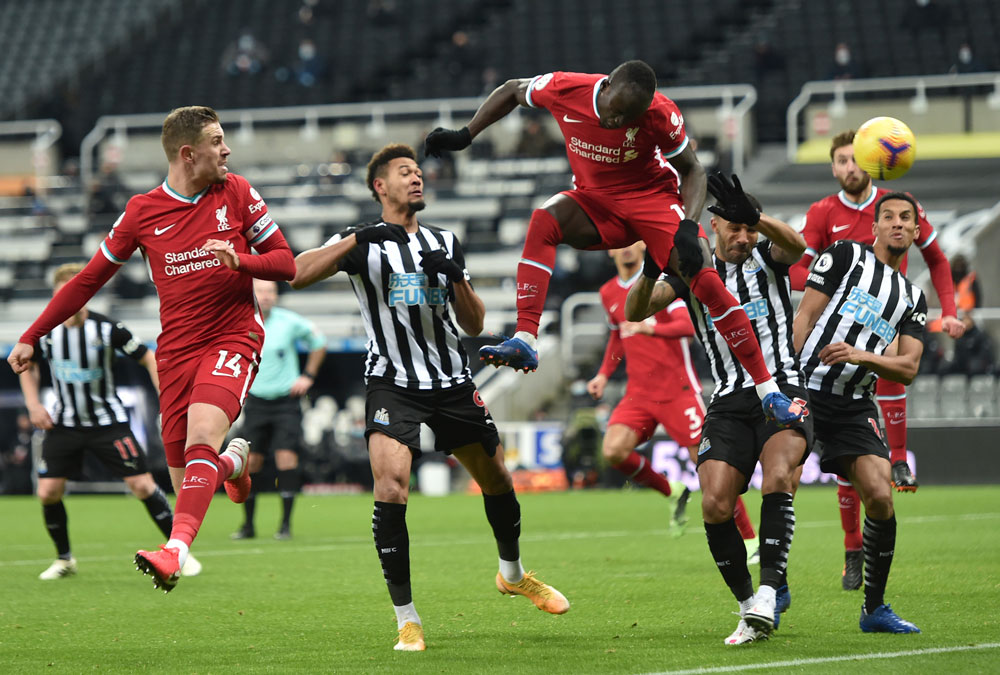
[1,485,998,673]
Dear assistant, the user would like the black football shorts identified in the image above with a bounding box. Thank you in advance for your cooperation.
[39,423,148,479]
[809,390,889,479]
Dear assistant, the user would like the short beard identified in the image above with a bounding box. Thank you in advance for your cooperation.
[407,199,426,215]
[887,244,909,257]
[840,172,870,196]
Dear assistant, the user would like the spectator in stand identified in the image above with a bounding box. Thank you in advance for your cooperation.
[901,0,950,36]
[1,412,34,495]
[277,39,326,88]
[515,119,562,158]
[827,43,863,81]
[949,42,989,75]
[932,254,996,376]
[222,30,270,77]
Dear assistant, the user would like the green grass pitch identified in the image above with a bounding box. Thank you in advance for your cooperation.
[1,485,998,673]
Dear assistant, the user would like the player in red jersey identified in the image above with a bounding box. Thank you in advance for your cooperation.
[7,106,296,592]
[789,130,964,591]
[587,241,701,522]
[426,60,805,428]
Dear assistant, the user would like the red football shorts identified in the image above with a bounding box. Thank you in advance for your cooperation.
[608,388,705,447]
[563,188,707,269]
[158,336,260,466]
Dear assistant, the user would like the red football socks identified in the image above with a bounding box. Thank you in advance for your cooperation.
[689,268,772,386]
[613,451,673,496]
[514,209,562,336]
[838,481,863,551]
[733,495,757,540]
[169,444,227,547]
[877,380,908,464]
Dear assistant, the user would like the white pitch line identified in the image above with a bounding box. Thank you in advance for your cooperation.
[638,642,1000,675]
[3,512,998,569]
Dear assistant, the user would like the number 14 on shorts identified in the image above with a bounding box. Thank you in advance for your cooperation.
[212,350,243,378]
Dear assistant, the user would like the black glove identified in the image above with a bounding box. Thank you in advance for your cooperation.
[674,218,705,278]
[424,126,472,158]
[707,171,760,227]
[641,250,662,279]
[420,249,465,283]
[352,223,409,246]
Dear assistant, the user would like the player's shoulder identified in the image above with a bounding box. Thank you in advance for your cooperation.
[223,172,262,201]
[85,310,112,325]
[807,193,839,214]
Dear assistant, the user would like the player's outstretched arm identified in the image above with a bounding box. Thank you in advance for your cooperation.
[669,144,707,224]
[291,223,408,289]
[792,287,832,354]
[624,251,678,321]
[918,237,964,338]
[424,79,532,157]
[756,213,806,264]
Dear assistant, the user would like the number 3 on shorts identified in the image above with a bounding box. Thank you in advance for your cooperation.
[684,406,702,431]
[212,350,243,378]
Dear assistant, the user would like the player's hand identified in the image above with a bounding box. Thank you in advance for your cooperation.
[642,250,663,279]
[674,219,705,278]
[289,375,313,397]
[420,249,465,283]
[620,320,653,337]
[586,373,607,400]
[7,342,33,374]
[424,126,472,158]
[707,171,760,227]
[27,403,53,430]
[940,315,966,339]
[354,222,409,246]
[818,341,862,366]
[202,239,240,270]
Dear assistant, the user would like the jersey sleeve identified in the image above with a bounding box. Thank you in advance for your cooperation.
[650,97,688,160]
[321,231,366,275]
[800,201,828,262]
[110,320,149,361]
[100,199,142,265]
[524,71,564,110]
[806,241,854,297]
[759,240,790,273]
[912,196,936,250]
[900,290,928,341]
[236,176,280,248]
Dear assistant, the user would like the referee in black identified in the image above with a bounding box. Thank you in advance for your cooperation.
[291,143,568,652]
[794,192,928,635]
[18,262,200,580]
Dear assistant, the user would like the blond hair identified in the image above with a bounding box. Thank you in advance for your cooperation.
[53,262,85,286]
[161,106,219,160]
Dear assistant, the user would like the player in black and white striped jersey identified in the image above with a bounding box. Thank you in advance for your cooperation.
[626,173,811,644]
[19,263,200,581]
[793,192,928,635]
[291,143,568,652]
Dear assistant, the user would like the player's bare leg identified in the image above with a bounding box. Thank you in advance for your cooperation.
[602,424,682,499]
[455,442,569,615]
[368,433,424,650]
[481,194,601,372]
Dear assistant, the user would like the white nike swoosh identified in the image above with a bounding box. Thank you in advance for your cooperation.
[731,337,750,348]
[562,114,584,123]
[888,419,905,424]
[609,303,619,312]
[832,224,851,233]
[154,223,177,235]
[517,294,533,300]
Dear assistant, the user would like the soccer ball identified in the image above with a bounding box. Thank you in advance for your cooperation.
[852,117,916,181]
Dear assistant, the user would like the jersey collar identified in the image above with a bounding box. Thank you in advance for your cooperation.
[617,267,643,288]
[836,188,877,211]
[592,77,606,119]
[161,180,210,204]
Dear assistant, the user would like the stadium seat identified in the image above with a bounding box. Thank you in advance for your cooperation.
[939,374,970,419]
[909,375,940,419]
[968,374,998,418]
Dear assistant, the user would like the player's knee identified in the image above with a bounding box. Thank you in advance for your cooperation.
[124,474,156,500]
[528,208,564,246]
[601,441,629,465]
[700,489,734,523]
[862,488,894,520]
[37,483,64,504]
[374,475,410,503]
[248,452,266,473]
[673,219,708,277]
[274,450,298,471]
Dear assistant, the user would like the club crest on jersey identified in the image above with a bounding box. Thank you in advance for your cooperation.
[623,127,639,147]
[216,205,230,231]
[743,257,761,273]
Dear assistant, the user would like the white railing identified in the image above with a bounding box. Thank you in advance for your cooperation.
[560,292,605,379]
[785,71,1000,161]
[80,84,757,186]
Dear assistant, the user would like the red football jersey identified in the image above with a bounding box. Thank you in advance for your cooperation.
[101,174,279,358]
[801,186,936,274]
[598,273,700,399]
[526,71,688,196]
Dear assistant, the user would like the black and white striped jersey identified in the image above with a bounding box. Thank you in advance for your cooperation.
[325,221,473,390]
[34,311,149,427]
[670,241,802,401]
[801,240,928,399]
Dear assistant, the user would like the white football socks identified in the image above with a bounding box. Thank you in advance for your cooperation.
[393,602,421,629]
[499,558,526,584]
[754,378,780,400]
[165,539,189,568]
[222,449,244,480]
[512,331,537,350]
